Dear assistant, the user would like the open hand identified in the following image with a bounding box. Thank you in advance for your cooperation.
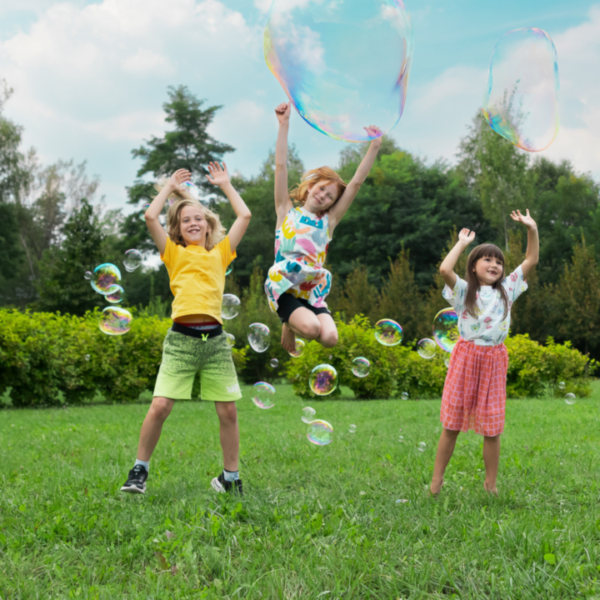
[510,209,537,230]
[169,169,191,191]
[364,125,383,143]
[275,102,291,124]
[458,228,476,245]
[205,162,230,188]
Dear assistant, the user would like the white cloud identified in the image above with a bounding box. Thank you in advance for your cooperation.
[122,49,172,74]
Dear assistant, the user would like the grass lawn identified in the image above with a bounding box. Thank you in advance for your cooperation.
[2,382,600,599]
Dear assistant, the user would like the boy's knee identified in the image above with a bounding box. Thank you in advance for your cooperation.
[320,330,338,348]
[218,402,238,425]
[149,397,172,422]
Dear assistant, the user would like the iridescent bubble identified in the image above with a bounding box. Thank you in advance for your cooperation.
[182,181,200,200]
[270,358,279,368]
[349,424,356,434]
[123,249,143,272]
[398,435,404,443]
[401,392,409,400]
[252,382,275,409]
[106,285,124,304]
[417,339,436,360]
[558,381,565,391]
[225,332,235,347]
[85,354,90,361]
[444,356,451,368]
[396,499,409,504]
[226,264,233,276]
[84,271,92,281]
[307,420,333,446]
[289,339,305,358]
[309,364,338,396]
[483,28,559,152]
[91,264,121,295]
[221,294,241,320]
[433,308,459,353]
[248,323,270,353]
[418,442,426,452]
[264,0,413,143]
[375,319,403,346]
[301,406,316,424]
[351,357,370,378]
[99,307,132,336]
[565,393,576,406]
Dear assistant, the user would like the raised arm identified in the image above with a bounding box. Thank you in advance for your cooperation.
[510,209,539,279]
[205,162,251,253]
[328,126,382,231]
[440,229,476,289]
[274,102,293,227]
[145,168,190,255]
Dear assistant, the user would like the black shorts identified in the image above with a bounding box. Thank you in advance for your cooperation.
[276,293,331,323]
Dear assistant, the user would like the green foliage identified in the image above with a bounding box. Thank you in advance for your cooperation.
[0,309,247,407]
[394,346,449,399]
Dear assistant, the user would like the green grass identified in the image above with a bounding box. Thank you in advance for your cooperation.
[2,383,600,599]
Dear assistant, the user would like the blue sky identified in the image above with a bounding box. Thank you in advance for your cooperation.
[0,0,598,211]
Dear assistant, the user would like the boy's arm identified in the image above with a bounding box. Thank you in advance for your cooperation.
[440,229,475,289]
[328,127,382,231]
[274,103,293,226]
[145,168,190,255]
[510,209,539,279]
[205,162,251,253]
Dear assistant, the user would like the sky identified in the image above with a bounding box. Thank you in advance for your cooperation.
[0,0,599,211]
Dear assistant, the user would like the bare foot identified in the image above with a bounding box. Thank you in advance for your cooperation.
[281,323,297,353]
[484,483,498,495]
[429,480,444,496]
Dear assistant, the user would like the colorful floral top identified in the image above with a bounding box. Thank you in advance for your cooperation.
[265,206,332,312]
[442,265,528,346]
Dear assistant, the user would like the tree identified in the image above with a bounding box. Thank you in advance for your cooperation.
[337,264,378,322]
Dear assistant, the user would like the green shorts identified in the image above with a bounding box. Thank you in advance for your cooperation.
[154,329,242,402]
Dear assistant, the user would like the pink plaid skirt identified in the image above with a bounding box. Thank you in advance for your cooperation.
[441,338,509,437]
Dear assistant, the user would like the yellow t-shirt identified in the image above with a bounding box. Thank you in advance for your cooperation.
[160,236,236,323]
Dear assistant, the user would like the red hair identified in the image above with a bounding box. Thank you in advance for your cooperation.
[289,166,347,208]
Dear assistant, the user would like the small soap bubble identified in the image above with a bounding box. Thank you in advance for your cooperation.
[351,357,370,378]
[396,499,409,504]
[401,392,409,400]
[418,442,427,452]
[91,264,121,295]
[444,357,451,368]
[226,265,233,276]
[123,249,143,272]
[85,354,90,361]
[558,381,565,390]
[252,382,275,409]
[565,393,576,405]
[398,435,404,443]
[99,307,132,336]
[181,180,200,200]
[106,285,124,304]
[307,420,333,446]
[84,271,92,281]
[417,339,437,360]
[221,294,241,320]
[309,364,338,396]
[349,424,356,434]
[248,323,270,353]
[301,406,316,424]
[225,332,235,347]
[483,28,559,152]
[289,338,305,358]
[433,308,459,353]
[375,319,403,346]
[270,358,279,368]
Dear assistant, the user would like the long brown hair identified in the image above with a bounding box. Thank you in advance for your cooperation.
[289,166,347,210]
[166,199,225,250]
[464,243,509,319]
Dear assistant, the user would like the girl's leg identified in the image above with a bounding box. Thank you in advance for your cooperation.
[430,428,460,495]
[214,401,239,472]
[483,435,501,493]
[281,307,322,353]
[137,396,175,461]
[316,313,338,348]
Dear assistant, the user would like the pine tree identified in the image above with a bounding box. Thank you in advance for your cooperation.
[338,263,378,322]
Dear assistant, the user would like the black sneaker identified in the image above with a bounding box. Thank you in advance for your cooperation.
[211,472,243,495]
[120,465,148,494]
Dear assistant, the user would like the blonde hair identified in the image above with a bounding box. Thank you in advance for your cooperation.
[166,199,226,250]
[289,166,347,208]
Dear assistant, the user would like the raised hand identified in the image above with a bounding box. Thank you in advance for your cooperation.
[168,168,191,190]
[364,125,383,141]
[275,102,291,125]
[510,209,537,230]
[458,228,476,245]
[205,162,230,188]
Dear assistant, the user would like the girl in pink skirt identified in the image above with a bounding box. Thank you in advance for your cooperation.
[430,210,539,495]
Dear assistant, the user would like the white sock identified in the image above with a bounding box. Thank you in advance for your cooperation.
[134,459,149,472]
[223,469,239,482]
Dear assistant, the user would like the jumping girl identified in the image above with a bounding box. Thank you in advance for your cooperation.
[430,209,539,495]
[121,164,251,495]
[265,102,382,353]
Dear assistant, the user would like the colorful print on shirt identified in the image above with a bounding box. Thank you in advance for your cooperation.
[442,265,528,346]
[265,206,331,312]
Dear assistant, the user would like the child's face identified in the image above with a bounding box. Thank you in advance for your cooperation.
[304,180,339,213]
[473,255,504,285]
[180,205,210,246]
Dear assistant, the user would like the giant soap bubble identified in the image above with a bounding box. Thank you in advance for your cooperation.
[264,0,414,142]
[483,28,559,152]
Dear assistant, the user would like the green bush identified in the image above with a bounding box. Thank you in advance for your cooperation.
[394,346,448,399]
[0,309,247,407]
